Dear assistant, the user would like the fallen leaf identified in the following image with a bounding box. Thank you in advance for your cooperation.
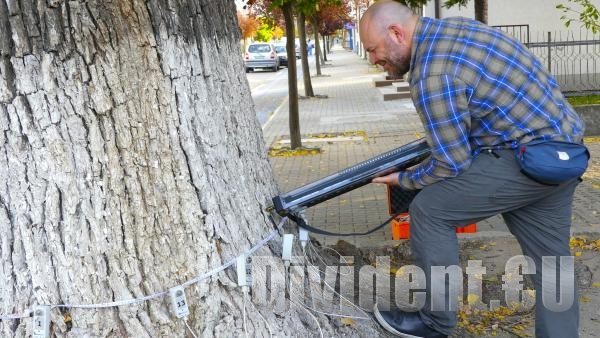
[467,294,480,304]
[340,318,356,326]
[483,275,499,282]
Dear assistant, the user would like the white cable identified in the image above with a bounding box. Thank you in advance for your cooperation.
[53,291,168,309]
[320,244,355,268]
[291,298,324,338]
[293,298,370,320]
[307,241,352,277]
[247,295,273,337]
[184,319,199,338]
[183,216,287,288]
[288,262,372,323]
[181,258,238,288]
[303,243,374,322]
[300,270,371,320]
[243,288,248,338]
[0,310,33,321]
[0,217,289,319]
[305,254,372,321]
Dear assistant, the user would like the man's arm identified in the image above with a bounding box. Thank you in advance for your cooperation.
[396,74,473,190]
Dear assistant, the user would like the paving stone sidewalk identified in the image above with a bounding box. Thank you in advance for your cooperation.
[260,45,600,338]
[263,46,600,248]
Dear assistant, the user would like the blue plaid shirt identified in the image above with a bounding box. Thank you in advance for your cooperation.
[399,17,585,190]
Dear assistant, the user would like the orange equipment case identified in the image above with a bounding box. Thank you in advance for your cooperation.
[387,186,476,240]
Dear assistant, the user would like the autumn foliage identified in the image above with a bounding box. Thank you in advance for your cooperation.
[315,0,353,35]
[237,11,260,40]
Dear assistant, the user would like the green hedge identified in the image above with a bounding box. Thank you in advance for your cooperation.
[566,95,600,106]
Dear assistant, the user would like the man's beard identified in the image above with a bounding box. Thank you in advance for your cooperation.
[386,43,411,78]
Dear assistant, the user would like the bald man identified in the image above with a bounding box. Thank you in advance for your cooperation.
[360,1,585,338]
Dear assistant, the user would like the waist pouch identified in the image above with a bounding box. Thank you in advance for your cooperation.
[515,140,590,185]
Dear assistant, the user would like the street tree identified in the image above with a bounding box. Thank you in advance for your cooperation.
[443,0,488,24]
[238,11,260,50]
[297,10,316,96]
[273,26,285,40]
[297,0,345,84]
[314,0,352,62]
[557,0,600,33]
[0,0,381,336]
[247,0,303,148]
[255,17,282,41]
[313,18,325,71]
[247,0,352,146]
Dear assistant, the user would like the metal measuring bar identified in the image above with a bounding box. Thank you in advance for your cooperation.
[272,138,431,216]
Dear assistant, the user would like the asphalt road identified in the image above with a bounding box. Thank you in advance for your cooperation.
[246,63,303,126]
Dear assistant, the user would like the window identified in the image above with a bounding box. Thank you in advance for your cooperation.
[248,44,271,53]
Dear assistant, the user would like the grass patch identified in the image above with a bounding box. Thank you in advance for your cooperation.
[268,146,322,157]
[304,130,367,139]
[566,94,600,106]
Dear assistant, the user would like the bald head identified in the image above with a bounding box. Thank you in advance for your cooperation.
[359,0,418,78]
[360,0,417,36]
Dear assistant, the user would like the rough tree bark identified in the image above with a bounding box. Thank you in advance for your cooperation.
[0,0,379,336]
[474,0,488,24]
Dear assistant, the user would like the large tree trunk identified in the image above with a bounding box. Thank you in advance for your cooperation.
[0,0,338,336]
[297,12,314,97]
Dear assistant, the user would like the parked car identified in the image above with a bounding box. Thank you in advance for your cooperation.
[274,44,288,67]
[244,43,279,72]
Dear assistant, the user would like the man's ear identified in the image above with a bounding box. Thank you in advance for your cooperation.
[388,24,406,45]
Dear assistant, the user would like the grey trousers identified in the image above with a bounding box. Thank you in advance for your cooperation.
[409,149,580,337]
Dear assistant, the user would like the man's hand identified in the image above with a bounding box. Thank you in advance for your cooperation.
[372,172,400,185]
